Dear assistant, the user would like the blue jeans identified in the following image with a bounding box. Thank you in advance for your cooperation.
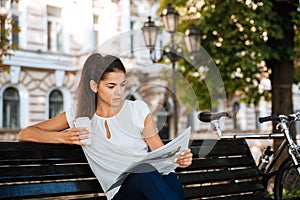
[111,165,184,200]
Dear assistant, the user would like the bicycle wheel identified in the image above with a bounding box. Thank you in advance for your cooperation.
[274,157,300,199]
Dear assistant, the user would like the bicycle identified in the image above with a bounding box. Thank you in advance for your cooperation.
[198,111,300,200]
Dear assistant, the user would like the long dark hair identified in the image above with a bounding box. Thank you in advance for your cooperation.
[76,53,126,119]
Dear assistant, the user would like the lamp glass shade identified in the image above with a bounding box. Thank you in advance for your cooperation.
[185,25,201,53]
[142,16,159,50]
[161,4,179,33]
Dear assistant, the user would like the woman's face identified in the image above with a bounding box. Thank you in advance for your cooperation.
[96,70,126,108]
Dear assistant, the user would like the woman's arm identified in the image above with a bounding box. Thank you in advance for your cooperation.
[18,112,89,145]
[142,114,164,151]
[142,114,193,168]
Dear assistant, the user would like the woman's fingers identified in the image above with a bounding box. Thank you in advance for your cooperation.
[67,128,90,145]
[174,149,193,168]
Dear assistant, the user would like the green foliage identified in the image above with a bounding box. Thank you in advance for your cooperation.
[176,63,211,110]
[160,0,298,110]
[0,0,20,72]
[282,188,300,199]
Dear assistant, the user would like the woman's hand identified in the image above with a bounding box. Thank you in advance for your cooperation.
[64,127,90,146]
[18,112,91,145]
[174,148,193,168]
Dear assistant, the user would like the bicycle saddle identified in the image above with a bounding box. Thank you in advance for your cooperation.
[198,111,229,122]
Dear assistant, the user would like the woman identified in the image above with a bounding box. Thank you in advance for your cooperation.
[18,53,193,200]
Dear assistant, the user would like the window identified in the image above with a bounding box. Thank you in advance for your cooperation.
[49,90,63,118]
[3,87,20,128]
[47,6,63,52]
[157,102,170,139]
[12,15,19,46]
[130,20,135,57]
[232,101,241,130]
[93,14,99,48]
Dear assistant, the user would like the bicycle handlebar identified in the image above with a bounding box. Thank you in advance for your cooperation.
[198,111,299,124]
[259,112,300,123]
[258,115,281,123]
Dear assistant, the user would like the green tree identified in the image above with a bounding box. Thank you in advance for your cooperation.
[266,0,298,151]
[160,0,299,117]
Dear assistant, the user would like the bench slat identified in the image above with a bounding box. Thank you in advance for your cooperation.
[0,164,95,183]
[179,168,260,184]
[189,139,247,147]
[0,143,86,165]
[184,193,271,200]
[176,156,256,171]
[183,180,267,199]
[0,180,103,199]
[190,141,251,157]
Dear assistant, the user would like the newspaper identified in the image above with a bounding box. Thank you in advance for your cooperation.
[106,127,191,192]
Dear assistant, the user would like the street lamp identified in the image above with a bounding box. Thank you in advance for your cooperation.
[185,24,201,54]
[142,3,200,136]
[141,16,159,56]
[161,3,179,34]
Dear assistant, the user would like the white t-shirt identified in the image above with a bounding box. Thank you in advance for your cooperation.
[66,100,150,200]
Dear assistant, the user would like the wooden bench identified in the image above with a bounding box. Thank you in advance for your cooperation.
[0,139,272,199]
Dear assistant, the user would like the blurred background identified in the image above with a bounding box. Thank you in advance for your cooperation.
[0,0,299,161]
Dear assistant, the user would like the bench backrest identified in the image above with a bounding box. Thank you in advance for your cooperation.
[179,139,271,200]
[0,142,105,199]
[0,139,271,199]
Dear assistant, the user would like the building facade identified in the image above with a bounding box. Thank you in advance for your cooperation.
[0,0,299,142]
[0,0,185,141]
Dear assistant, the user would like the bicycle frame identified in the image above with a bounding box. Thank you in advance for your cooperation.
[199,111,300,199]
[209,113,300,177]
[265,138,288,174]
[281,121,300,173]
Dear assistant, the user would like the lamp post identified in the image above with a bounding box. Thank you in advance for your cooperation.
[142,4,201,136]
